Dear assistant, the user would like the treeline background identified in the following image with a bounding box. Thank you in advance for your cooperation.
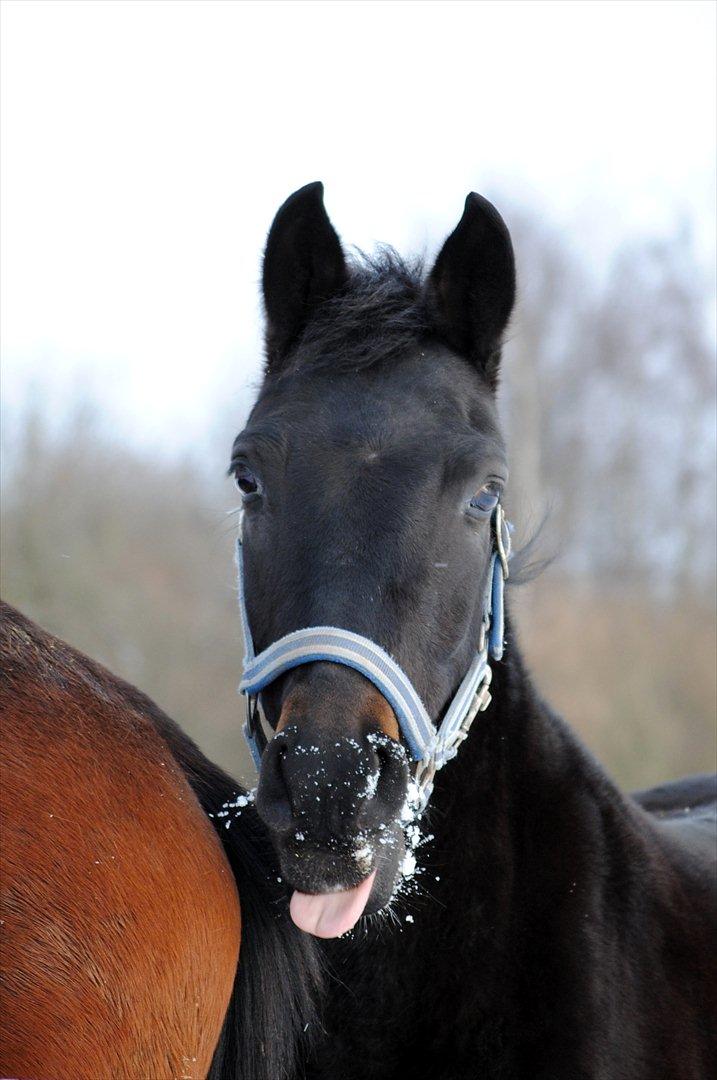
[2,209,715,790]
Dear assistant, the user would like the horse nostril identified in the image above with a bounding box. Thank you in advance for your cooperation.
[358,738,408,828]
[255,738,294,833]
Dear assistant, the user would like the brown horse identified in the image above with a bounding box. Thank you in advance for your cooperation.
[0,602,320,1080]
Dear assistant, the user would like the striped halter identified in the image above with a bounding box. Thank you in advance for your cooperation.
[237,506,511,812]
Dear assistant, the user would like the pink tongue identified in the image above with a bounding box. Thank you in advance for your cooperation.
[290,870,377,938]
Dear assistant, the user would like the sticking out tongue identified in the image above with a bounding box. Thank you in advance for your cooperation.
[289,870,377,938]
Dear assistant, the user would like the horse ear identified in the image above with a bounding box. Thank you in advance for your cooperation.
[262,181,348,372]
[426,193,516,389]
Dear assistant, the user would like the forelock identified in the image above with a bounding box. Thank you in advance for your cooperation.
[279,247,429,376]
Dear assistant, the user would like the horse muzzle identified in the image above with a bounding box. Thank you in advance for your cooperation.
[253,665,410,934]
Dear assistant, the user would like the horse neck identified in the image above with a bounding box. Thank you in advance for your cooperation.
[313,609,677,1079]
[412,607,647,1001]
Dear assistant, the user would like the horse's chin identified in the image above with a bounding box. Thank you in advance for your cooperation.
[361,861,400,916]
[289,869,377,937]
[279,827,405,937]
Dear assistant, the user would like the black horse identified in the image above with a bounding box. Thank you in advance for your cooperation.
[230,183,716,1080]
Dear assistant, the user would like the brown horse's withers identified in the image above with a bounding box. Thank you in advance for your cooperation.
[0,602,241,1080]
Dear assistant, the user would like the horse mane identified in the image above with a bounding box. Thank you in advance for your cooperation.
[282,247,430,376]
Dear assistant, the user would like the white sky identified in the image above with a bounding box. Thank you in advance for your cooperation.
[1,0,715,452]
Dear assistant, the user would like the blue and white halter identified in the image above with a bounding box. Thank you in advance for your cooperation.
[237,505,511,812]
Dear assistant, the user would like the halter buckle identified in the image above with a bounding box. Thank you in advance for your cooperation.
[414,755,437,813]
[243,694,267,770]
[475,670,493,713]
[457,664,493,738]
[494,503,511,581]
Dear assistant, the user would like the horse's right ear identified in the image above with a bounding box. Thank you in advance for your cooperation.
[262,181,347,372]
[426,193,516,389]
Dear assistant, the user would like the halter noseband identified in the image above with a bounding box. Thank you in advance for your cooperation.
[237,506,511,813]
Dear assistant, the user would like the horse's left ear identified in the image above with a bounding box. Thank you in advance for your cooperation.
[426,193,516,389]
[262,181,348,373]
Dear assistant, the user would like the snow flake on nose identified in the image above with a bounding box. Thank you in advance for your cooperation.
[207,788,256,830]
[353,841,374,874]
[359,770,380,799]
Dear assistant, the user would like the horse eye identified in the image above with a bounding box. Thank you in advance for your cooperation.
[234,465,261,499]
[469,481,502,516]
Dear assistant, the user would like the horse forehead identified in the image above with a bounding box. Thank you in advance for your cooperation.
[250,358,501,475]
[294,419,444,480]
[288,383,475,461]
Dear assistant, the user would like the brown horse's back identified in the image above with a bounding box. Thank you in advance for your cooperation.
[0,603,241,1080]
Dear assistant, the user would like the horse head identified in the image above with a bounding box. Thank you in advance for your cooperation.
[230,181,515,934]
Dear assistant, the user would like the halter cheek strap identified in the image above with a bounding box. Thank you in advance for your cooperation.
[236,507,511,812]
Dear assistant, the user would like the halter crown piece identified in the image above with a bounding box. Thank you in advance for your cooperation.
[237,506,511,813]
